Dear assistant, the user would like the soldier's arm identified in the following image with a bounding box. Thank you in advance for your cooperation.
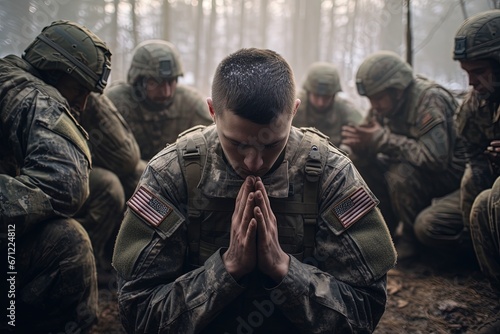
[265,157,396,332]
[80,93,141,176]
[373,88,457,171]
[113,153,246,333]
[0,90,91,236]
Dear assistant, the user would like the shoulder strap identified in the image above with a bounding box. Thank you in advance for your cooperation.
[177,125,207,263]
[297,127,328,259]
[179,125,328,264]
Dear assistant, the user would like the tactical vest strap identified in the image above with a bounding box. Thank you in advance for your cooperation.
[299,127,328,259]
[178,126,207,264]
[180,126,328,265]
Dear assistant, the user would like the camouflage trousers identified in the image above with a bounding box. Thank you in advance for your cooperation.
[75,167,125,271]
[1,218,98,333]
[355,155,463,238]
[414,189,472,253]
[470,177,500,288]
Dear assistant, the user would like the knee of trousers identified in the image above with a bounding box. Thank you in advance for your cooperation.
[18,218,97,304]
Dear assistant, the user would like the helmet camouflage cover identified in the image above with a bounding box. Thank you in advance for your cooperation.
[355,51,414,97]
[127,39,184,85]
[453,9,500,62]
[23,20,112,94]
[303,62,342,96]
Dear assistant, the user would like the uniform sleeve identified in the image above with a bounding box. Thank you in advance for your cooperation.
[374,87,457,171]
[113,156,246,333]
[80,93,141,176]
[0,90,91,237]
[265,158,396,332]
[456,97,497,226]
[113,150,396,333]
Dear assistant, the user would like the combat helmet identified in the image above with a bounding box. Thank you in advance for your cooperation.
[303,62,342,96]
[453,10,500,62]
[127,40,184,85]
[23,20,111,94]
[355,51,414,97]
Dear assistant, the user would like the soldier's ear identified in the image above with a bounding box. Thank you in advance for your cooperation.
[292,98,301,119]
[207,97,216,123]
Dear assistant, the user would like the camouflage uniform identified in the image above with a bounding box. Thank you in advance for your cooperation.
[113,124,396,333]
[75,93,142,270]
[0,56,97,332]
[351,52,466,239]
[0,20,111,332]
[293,90,362,147]
[106,40,212,161]
[293,62,363,147]
[458,91,500,283]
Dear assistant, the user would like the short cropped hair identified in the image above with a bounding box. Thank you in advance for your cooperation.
[211,48,296,124]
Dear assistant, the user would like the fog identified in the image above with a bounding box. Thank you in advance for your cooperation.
[0,0,496,110]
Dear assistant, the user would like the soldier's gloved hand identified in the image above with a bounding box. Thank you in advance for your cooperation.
[223,176,257,280]
[254,177,290,283]
[485,140,500,174]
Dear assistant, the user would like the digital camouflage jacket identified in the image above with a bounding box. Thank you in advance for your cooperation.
[113,125,396,333]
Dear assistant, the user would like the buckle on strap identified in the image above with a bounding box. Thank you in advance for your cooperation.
[305,145,322,182]
[183,137,200,159]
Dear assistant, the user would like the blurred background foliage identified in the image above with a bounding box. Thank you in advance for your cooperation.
[0,0,497,109]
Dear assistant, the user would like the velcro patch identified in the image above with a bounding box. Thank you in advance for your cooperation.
[332,187,377,229]
[127,186,172,227]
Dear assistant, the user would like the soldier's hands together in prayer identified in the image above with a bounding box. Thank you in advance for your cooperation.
[223,176,290,283]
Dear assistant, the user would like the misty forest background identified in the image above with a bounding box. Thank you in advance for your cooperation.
[1,0,499,111]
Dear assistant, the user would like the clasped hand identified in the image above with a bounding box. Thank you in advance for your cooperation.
[222,176,290,282]
[341,120,382,152]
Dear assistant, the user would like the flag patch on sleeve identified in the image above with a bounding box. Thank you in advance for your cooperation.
[332,187,377,229]
[127,186,172,227]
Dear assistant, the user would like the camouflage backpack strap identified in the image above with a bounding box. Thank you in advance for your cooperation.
[298,127,329,259]
[177,125,208,264]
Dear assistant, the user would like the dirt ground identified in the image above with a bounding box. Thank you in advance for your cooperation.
[90,252,500,334]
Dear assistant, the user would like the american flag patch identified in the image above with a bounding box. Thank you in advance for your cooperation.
[127,186,172,227]
[333,187,376,229]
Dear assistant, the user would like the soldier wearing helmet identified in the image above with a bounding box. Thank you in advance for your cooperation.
[341,51,466,261]
[417,11,500,332]
[0,20,112,333]
[106,39,212,161]
[293,62,362,146]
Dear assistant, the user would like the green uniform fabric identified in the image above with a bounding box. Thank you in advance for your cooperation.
[75,92,143,270]
[456,90,500,224]
[415,90,500,253]
[293,90,363,146]
[106,82,213,160]
[352,77,466,235]
[0,55,97,332]
[113,125,396,333]
[470,177,500,288]
[458,90,500,286]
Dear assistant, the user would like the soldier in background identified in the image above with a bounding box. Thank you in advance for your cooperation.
[341,51,466,261]
[112,48,396,333]
[417,10,500,333]
[0,20,111,333]
[293,62,363,147]
[75,92,142,281]
[106,39,213,162]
